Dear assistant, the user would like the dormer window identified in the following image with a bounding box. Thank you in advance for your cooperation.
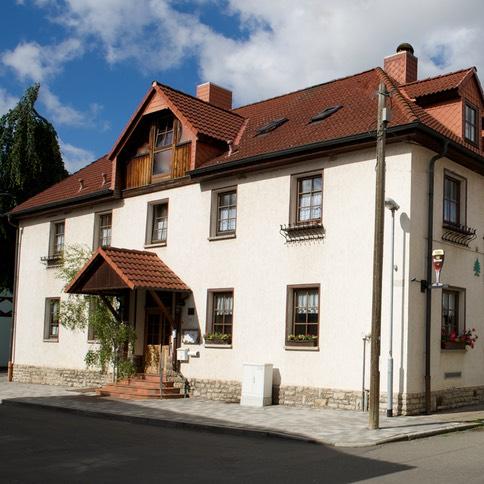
[464,103,478,144]
[153,117,175,177]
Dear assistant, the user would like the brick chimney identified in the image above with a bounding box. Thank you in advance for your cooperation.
[384,43,418,85]
[196,82,232,110]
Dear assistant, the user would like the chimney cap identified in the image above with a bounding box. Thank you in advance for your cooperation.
[396,43,415,55]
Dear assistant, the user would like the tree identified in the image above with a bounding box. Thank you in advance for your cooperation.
[57,244,137,381]
[0,84,67,289]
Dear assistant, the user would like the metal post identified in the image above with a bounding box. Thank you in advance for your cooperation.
[385,201,399,417]
[362,336,366,412]
[369,82,388,430]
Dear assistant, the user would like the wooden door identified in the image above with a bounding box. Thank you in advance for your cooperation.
[144,311,169,374]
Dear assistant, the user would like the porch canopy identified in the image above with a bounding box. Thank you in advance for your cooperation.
[65,246,190,296]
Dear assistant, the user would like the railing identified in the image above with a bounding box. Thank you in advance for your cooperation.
[280,221,325,243]
[441,222,477,246]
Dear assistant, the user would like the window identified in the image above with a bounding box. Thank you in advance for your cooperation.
[443,172,467,228]
[310,105,342,123]
[96,212,112,248]
[464,103,478,144]
[442,288,465,345]
[443,175,460,225]
[44,298,60,340]
[51,221,65,256]
[146,201,168,245]
[296,175,322,224]
[286,286,319,344]
[255,117,288,135]
[206,290,234,342]
[210,188,237,238]
[217,190,237,235]
[152,117,174,177]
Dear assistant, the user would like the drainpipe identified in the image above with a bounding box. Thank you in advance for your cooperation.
[425,141,449,414]
[7,214,21,382]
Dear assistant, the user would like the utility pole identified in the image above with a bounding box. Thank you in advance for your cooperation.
[369,83,388,430]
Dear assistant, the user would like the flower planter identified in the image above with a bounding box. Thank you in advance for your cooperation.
[286,339,318,347]
[441,341,466,350]
[205,339,231,345]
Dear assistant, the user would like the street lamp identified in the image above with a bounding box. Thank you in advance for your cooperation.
[384,197,399,417]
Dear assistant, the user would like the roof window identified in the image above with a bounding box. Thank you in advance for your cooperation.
[310,105,342,123]
[255,117,288,136]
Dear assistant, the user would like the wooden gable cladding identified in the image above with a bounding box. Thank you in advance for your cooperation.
[122,111,194,190]
[76,259,129,294]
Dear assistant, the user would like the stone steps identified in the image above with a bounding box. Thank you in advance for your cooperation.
[96,373,185,400]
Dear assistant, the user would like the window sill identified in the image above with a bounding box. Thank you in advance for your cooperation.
[144,242,167,249]
[285,345,319,351]
[204,344,232,349]
[208,234,236,242]
[441,342,467,351]
[43,339,59,343]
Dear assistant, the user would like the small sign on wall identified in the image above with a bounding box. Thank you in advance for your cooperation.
[182,329,200,344]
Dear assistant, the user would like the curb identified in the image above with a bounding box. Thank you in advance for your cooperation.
[1,398,319,445]
[2,398,483,448]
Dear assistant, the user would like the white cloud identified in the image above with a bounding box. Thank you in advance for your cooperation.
[14,0,484,106]
[39,85,100,127]
[0,88,18,115]
[2,38,82,82]
[59,139,95,173]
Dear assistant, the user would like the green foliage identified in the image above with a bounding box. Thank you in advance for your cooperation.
[57,244,137,380]
[0,84,67,289]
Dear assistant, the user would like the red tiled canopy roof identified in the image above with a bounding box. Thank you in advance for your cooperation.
[11,155,112,215]
[65,247,190,294]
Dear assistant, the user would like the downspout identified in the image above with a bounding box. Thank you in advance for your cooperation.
[425,140,449,414]
[7,214,22,382]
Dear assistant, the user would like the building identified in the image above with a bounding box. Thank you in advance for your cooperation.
[8,44,484,414]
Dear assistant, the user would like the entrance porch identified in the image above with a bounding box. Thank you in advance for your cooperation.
[65,246,191,399]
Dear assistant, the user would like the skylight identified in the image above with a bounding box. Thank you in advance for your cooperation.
[255,117,288,135]
[310,105,342,123]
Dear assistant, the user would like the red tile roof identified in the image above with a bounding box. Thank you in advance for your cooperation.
[65,246,190,293]
[11,155,112,214]
[157,83,245,142]
[401,68,474,99]
[11,65,484,215]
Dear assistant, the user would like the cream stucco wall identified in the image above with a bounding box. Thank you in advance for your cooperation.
[14,143,415,394]
[407,145,484,395]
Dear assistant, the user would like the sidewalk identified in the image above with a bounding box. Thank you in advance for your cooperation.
[1,377,483,447]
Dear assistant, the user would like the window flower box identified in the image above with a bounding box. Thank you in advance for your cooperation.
[441,341,466,350]
[441,327,478,350]
[286,335,318,347]
[204,332,231,345]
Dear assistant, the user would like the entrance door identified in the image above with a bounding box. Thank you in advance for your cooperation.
[144,311,170,374]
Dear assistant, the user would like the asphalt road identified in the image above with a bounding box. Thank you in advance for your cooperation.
[0,405,482,483]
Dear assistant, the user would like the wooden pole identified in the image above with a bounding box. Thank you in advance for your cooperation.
[369,82,388,430]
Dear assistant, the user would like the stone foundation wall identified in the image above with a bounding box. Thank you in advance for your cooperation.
[12,364,108,387]
[188,378,241,403]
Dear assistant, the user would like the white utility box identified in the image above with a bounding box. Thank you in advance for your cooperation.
[240,363,273,407]
[176,347,189,362]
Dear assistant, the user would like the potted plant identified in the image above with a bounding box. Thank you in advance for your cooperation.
[204,332,232,345]
[287,334,318,347]
[441,327,478,350]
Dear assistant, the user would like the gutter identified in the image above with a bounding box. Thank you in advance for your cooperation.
[425,140,449,414]
[9,188,115,219]
[190,122,483,179]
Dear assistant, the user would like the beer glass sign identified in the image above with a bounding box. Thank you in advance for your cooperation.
[432,249,445,287]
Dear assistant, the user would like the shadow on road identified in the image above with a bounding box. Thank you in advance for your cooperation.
[0,399,413,483]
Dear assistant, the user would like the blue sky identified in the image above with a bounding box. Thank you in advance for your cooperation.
[0,1,482,173]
